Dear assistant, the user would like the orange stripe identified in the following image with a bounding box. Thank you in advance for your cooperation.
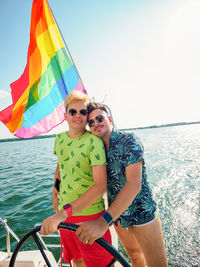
[4,0,64,133]
[29,0,53,55]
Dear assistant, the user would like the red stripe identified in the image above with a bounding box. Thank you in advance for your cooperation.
[0,0,52,127]
[0,105,14,124]
[10,62,30,106]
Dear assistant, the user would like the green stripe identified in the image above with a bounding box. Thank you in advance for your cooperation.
[25,47,72,111]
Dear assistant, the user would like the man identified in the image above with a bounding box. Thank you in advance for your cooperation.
[40,93,113,267]
[76,102,168,267]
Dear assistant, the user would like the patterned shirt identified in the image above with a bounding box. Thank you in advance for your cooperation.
[54,131,106,216]
[107,131,157,227]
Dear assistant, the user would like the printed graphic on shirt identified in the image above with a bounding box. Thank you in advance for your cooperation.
[107,131,157,226]
[54,131,106,216]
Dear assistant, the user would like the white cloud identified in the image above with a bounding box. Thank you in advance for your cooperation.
[0,90,10,100]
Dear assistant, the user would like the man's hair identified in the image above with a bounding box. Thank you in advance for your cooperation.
[64,90,89,111]
[87,102,109,115]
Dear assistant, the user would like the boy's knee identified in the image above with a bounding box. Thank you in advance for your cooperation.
[72,258,86,267]
[126,248,145,264]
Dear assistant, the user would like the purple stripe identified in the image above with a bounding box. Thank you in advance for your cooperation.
[15,101,65,138]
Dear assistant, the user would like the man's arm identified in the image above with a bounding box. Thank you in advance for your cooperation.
[76,161,142,244]
[40,165,107,235]
[106,161,142,220]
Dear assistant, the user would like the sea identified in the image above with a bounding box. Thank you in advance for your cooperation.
[0,124,200,267]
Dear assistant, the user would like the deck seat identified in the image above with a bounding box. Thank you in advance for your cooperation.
[0,250,58,267]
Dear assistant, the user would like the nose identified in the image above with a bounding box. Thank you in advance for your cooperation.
[93,119,102,128]
[75,111,81,117]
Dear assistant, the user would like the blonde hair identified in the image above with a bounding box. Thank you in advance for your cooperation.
[64,90,89,111]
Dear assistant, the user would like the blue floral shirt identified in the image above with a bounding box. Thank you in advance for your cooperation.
[107,131,157,227]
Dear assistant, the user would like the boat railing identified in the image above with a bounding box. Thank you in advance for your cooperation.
[0,217,69,266]
[0,217,20,257]
[34,223,69,267]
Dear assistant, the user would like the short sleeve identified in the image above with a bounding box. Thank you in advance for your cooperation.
[122,133,144,167]
[88,135,107,166]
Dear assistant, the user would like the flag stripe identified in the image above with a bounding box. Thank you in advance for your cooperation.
[29,24,65,87]
[15,79,85,138]
[25,47,72,111]
[15,101,65,138]
[20,65,80,128]
[0,0,86,138]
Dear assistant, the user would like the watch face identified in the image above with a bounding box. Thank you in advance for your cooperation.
[63,203,71,210]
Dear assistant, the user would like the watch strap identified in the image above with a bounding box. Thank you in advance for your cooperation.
[63,203,72,217]
[102,211,114,226]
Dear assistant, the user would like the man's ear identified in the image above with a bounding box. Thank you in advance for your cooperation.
[108,116,112,123]
[64,112,68,121]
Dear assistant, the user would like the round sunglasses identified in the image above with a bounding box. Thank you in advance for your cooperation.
[88,114,105,127]
[68,109,88,116]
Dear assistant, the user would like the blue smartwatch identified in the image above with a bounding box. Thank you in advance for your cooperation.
[102,212,114,226]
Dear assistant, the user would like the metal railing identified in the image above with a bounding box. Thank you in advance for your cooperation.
[0,218,68,266]
[34,223,69,266]
[0,217,20,257]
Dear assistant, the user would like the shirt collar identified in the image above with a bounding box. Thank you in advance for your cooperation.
[109,130,120,146]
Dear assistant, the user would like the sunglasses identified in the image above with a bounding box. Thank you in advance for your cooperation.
[68,109,88,116]
[88,115,105,127]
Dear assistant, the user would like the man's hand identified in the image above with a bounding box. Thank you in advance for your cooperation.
[76,216,108,244]
[52,188,59,212]
[40,211,67,235]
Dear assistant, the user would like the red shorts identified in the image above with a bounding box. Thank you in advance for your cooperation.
[59,210,113,267]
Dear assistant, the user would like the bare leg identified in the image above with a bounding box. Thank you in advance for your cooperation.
[129,217,168,267]
[72,258,86,267]
[114,224,146,267]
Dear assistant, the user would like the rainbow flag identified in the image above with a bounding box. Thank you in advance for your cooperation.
[0,0,85,138]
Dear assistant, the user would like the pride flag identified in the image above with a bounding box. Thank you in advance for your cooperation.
[0,0,85,138]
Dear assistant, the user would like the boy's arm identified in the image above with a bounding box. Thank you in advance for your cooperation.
[52,162,60,212]
[70,165,107,214]
[41,164,107,235]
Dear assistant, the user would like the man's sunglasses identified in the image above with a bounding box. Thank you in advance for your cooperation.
[68,109,88,116]
[88,115,105,127]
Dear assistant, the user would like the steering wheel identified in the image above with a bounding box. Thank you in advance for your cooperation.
[9,222,131,267]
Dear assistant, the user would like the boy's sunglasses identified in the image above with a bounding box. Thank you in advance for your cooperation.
[88,115,105,127]
[68,109,88,116]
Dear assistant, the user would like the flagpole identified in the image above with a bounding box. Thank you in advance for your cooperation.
[46,0,86,90]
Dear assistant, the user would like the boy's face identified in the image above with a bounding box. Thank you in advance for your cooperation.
[65,101,88,131]
[88,109,112,139]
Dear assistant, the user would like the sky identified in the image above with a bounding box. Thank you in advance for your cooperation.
[0,0,200,139]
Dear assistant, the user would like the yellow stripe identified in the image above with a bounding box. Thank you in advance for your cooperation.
[44,0,55,27]
[37,24,64,72]
[28,23,64,88]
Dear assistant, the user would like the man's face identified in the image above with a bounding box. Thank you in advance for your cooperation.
[65,101,88,131]
[88,109,112,139]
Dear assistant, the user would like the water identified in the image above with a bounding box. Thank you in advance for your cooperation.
[0,124,200,266]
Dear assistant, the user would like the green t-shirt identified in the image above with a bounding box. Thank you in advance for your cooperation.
[54,131,107,216]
